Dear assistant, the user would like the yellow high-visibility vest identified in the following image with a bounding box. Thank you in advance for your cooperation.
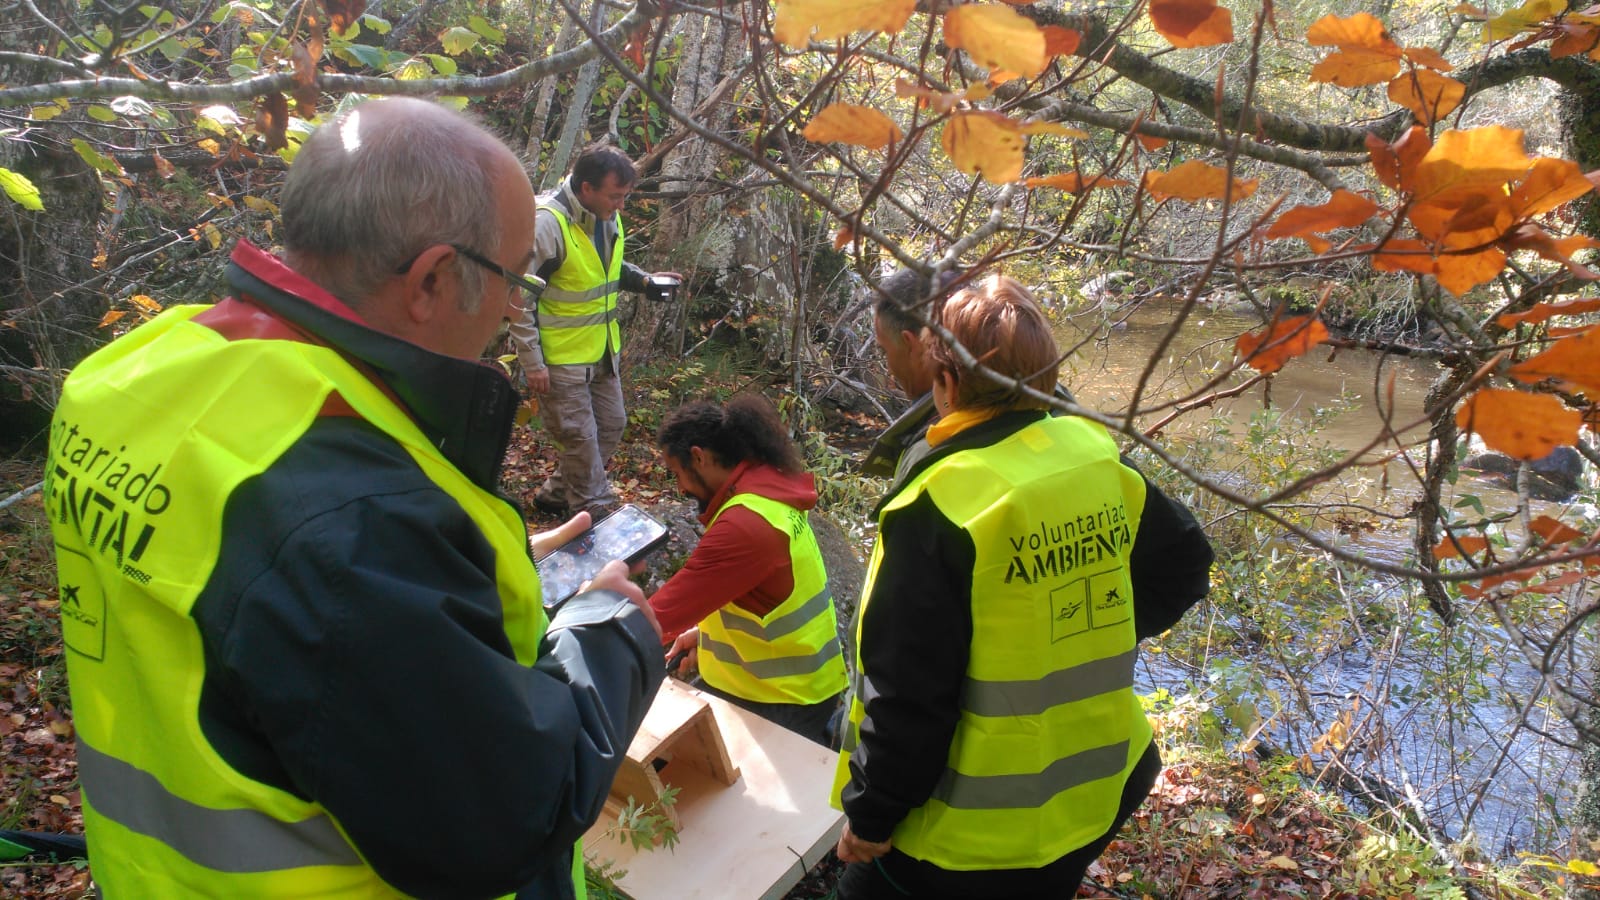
[833,414,1153,870]
[696,494,846,705]
[47,305,565,897]
[537,202,624,365]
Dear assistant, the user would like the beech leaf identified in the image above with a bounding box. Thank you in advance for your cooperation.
[1495,297,1600,329]
[1042,25,1081,57]
[802,103,902,150]
[1455,388,1581,461]
[1387,70,1465,123]
[773,0,916,48]
[942,111,1026,183]
[1025,172,1132,192]
[1143,159,1259,202]
[944,4,1047,78]
[1508,326,1600,395]
[1263,189,1379,245]
[1235,315,1330,374]
[1148,0,1234,48]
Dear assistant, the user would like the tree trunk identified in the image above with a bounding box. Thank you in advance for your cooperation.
[541,2,604,191]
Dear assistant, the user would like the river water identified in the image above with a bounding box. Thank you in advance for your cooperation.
[1053,302,1585,858]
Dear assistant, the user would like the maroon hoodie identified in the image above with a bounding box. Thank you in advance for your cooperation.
[649,460,820,641]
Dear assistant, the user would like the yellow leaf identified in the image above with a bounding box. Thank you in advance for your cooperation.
[1019,121,1088,138]
[944,4,1047,78]
[773,0,916,48]
[31,105,64,121]
[130,294,161,312]
[1142,159,1259,202]
[802,104,902,150]
[197,138,222,156]
[1266,856,1299,871]
[1486,0,1568,40]
[1570,859,1600,876]
[97,309,126,328]
[243,195,280,215]
[942,111,1026,183]
[1456,388,1581,460]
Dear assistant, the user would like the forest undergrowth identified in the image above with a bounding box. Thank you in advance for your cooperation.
[0,351,1589,899]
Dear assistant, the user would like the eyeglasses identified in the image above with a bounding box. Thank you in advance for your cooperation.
[394,244,545,298]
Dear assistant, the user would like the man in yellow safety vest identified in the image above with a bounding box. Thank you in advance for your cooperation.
[46,98,664,899]
[509,144,682,520]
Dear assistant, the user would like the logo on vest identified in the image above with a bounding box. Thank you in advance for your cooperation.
[54,545,107,660]
[1051,567,1130,643]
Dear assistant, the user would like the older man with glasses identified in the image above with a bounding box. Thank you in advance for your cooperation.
[45,97,664,899]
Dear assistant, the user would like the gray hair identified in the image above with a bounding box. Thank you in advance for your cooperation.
[280,99,503,312]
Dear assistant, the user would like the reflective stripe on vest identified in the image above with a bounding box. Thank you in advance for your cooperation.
[695,494,847,705]
[537,202,624,364]
[48,305,551,897]
[831,414,1154,871]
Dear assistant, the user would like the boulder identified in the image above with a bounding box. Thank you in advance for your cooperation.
[1461,445,1585,502]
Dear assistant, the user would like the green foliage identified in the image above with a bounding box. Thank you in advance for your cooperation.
[0,167,43,211]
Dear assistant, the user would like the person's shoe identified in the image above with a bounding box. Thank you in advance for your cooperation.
[579,501,618,521]
[532,491,569,516]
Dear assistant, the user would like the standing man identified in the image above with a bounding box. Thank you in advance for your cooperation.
[46,98,664,899]
[650,395,848,746]
[510,144,682,520]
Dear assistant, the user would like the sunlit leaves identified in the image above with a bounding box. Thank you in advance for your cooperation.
[1386,70,1464,124]
[71,139,122,175]
[1024,171,1131,192]
[0,168,43,211]
[1148,0,1234,48]
[1235,315,1330,374]
[1496,297,1600,328]
[440,26,480,56]
[803,104,902,150]
[1509,157,1598,217]
[1508,327,1600,394]
[942,111,1025,183]
[1455,388,1581,460]
[1263,190,1379,252]
[1308,13,1402,86]
[1485,0,1567,40]
[773,0,916,48]
[1142,160,1259,202]
[944,5,1047,78]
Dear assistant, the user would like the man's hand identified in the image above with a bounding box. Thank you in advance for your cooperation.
[526,366,551,395]
[665,627,699,676]
[528,509,591,559]
[586,559,660,637]
[835,822,892,864]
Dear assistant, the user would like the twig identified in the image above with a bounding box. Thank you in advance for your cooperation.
[0,482,44,512]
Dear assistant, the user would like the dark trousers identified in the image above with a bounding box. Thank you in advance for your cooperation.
[836,741,1162,899]
[691,677,842,749]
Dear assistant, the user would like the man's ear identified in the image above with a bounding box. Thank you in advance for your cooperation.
[398,244,458,325]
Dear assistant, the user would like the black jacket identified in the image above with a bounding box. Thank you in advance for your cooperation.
[842,410,1213,845]
[189,244,664,899]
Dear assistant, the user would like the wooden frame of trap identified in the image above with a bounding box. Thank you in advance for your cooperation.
[582,678,845,900]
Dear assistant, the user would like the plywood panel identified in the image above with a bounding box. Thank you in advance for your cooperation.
[584,679,845,900]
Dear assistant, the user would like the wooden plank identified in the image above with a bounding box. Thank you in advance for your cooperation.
[584,680,846,900]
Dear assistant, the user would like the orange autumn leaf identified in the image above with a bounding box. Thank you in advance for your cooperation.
[1509,157,1598,217]
[895,78,962,115]
[1407,126,1533,206]
[1499,225,1600,275]
[1407,191,1515,247]
[942,111,1026,183]
[1025,171,1132,192]
[1263,189,1379,245]
[1136,132,1169,151]
[803,103,903,150]
[1495,297,1600,328]
[944,4,1047,78]
[1366,126,1431,192]
[1235,315,1330,374]
[1455,387,1581,460]
[1432,533,1490,559]
[1042,25,1081,57]
[1307,12,1403,86]
[1403,45,1454,70]
[1149,0,1234,48]
[833,226,856,251]
[773,0,916,48]
[1508,327,1600,394]
[1387,69,1465,123]
[1528,514,1589,545]
[1459,568,1540,599]
[1550,22,1600,58]
[1143,159,1259,202]
[1434,246,1507,295]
